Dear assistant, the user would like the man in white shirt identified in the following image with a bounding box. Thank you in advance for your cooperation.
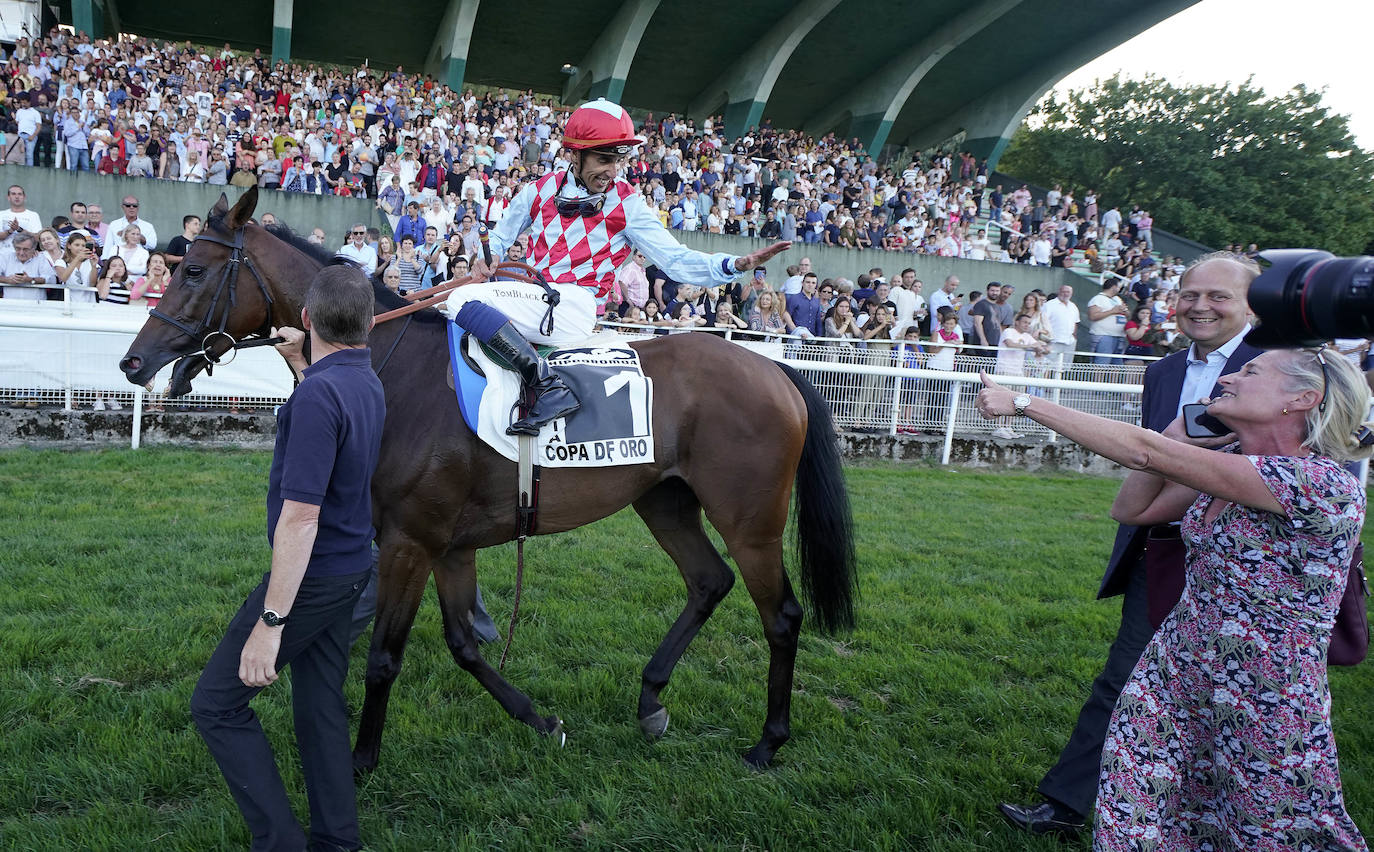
[15,97,42,166]
[337,224,378,275]
[889,267,919,331]
[1100,206,1122,235]
[1041,284,1081,370]
[102,195,158,258]
[928,274,959,317]
[1086,280,1128,365]
[0,233,57,300]
[0,184,43,254]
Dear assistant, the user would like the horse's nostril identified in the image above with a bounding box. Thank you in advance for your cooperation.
[121,355,142,373]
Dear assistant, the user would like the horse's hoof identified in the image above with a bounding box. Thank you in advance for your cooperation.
[546,716,567,747]
[352,752,378,777]
[639,707,670,740]
[742,745,773,769]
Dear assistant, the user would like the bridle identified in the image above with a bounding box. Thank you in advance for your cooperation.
[148,226,283,372]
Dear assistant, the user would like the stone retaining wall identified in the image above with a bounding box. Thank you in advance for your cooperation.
[0,408,1125,475]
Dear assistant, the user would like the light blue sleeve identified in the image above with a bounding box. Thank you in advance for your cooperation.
[621,191,740,287]
[490,181,536,260]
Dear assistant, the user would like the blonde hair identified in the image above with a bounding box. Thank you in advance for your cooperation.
[1275,348,1373,462]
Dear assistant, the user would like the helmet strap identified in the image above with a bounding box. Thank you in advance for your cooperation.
[570,150,592,191]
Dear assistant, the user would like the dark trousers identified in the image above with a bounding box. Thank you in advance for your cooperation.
[1037,557,1154,817]
[191,569,370,852]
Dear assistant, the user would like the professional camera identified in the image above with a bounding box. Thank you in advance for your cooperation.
[1246,249,1374,347]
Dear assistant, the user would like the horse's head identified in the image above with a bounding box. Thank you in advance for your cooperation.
[120,187,295,397]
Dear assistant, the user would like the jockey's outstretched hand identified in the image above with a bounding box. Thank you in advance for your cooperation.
[734,241,793,273]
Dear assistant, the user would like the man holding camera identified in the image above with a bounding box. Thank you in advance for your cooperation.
[1000,252,1263,837]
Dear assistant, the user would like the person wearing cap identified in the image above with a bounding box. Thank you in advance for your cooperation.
[446,98,790,436]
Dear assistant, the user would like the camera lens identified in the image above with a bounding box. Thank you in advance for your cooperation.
[1246,249,1374,348]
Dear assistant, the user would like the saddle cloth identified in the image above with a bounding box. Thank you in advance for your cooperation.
[446,324,656,467]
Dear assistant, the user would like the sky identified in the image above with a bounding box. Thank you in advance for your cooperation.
[1053,0,1373,149]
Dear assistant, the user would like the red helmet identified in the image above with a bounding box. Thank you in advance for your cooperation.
[562,98,644,154]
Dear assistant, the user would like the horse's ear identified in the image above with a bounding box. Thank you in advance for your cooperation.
[225,186,258,231]
[209,192,230,220]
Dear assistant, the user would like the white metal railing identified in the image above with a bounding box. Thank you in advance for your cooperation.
[1,304,1144,454]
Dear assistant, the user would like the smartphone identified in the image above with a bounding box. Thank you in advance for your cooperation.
[1182,402,1228,439]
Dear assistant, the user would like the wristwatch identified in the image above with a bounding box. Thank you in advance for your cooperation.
[260,609,288,627]
[1012,393,1032,417]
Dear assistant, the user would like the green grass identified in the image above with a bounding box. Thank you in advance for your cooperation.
[2,449,1371,850]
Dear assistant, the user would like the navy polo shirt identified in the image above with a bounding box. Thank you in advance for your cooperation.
[267,347,385,577]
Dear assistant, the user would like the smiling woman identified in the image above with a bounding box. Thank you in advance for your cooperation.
[978,346,1373,847]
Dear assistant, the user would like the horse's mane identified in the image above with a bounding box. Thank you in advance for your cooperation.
[262,222,447,326]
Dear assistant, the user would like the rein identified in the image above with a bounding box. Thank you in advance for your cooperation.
[373,261,558,332]
[149,228,283,373]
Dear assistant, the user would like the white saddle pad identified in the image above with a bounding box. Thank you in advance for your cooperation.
[467,334,657,467]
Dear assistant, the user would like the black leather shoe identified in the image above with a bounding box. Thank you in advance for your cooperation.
[998,801,1086,837]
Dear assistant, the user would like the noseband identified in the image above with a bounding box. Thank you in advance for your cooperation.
[148,227,282,371]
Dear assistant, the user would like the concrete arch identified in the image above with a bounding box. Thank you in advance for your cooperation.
[898,0,1201,169]
[686,0,841,139]
[423,0,482,92]
[562,0,661,105]
[804,0,1023,155]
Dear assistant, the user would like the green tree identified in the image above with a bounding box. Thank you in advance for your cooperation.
[999,74,1374,256]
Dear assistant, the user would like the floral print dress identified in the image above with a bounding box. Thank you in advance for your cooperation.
[1096,454,1367,851]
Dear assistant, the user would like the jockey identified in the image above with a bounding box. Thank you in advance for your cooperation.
[446,98,789,436]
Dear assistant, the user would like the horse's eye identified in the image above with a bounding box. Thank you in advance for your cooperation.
[184,265,205,279]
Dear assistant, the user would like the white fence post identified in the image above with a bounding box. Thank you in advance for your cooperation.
[942,382,962,466]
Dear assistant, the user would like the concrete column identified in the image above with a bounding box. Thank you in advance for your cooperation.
[71,0,103,38]
[562,0,660,105]
[687,0,842,138]
[805,0,1022,155]
[425,0,481,92]
[904,0,1200,170]
[270,0,293,67]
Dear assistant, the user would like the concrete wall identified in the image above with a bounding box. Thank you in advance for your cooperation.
[1,165,388,250]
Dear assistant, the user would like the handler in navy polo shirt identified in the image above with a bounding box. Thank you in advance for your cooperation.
[191,264,384,852]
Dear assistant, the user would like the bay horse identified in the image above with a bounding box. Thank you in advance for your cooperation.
[120,188,856,770]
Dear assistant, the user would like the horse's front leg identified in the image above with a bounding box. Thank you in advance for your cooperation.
[353,531,433,774]
[432,547,564,740]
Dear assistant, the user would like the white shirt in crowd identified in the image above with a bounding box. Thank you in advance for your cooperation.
[102,217,158,257]
[0,250,57,300]
[337,241,378,275]
[1087,292,1127,337]
[1041,296,1081,345]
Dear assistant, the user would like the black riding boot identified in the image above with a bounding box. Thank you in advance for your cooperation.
[483,323,580,435]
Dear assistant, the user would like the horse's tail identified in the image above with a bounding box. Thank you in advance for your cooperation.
[777,362,857,634]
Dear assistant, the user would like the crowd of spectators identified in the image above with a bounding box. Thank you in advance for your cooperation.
[0,27,1252,277]
[0,26,1266,424]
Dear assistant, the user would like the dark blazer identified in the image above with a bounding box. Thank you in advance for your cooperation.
[1096,339,1264,599]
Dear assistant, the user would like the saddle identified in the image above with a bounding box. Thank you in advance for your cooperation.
[446,325,656,468]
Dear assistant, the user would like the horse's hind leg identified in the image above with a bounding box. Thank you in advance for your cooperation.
[352,531,432,775]
[696,476,801,768]
[431,547,563,738]
[632,478,736,739]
